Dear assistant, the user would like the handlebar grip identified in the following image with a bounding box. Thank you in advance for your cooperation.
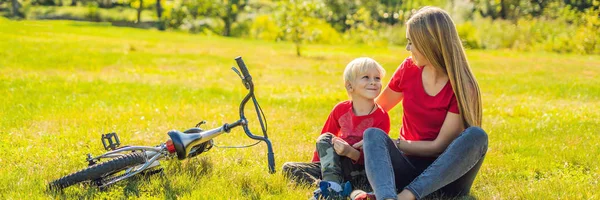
[235,56,252,80]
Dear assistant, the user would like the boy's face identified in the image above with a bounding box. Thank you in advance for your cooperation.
[348,67,382,100]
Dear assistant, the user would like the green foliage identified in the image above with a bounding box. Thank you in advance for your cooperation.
[249,14,280,41]
[159,0,249,36]
[342,6,383,46]
[6,0,26,18]
[230,17,251,37]
[85,2,100,21]
[163,0,186,29]
[276,0,324,56]
[24,5,156,22]
[129,0,153,9]
[378,24,407,46]
[5,0,600,54]
[303,17,342,44]
[456,21,480,49]
[453,3,600,55]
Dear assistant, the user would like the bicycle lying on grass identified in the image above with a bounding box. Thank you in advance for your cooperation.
[49,56,275,190]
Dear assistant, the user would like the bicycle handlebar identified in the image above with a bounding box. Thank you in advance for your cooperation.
[235,56,252,83]
[234,57,275,174]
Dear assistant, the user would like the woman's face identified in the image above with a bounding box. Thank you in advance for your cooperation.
[406,31,431,67]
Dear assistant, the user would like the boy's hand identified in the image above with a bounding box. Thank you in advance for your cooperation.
[352,140,364,149]
[332,137,352,156]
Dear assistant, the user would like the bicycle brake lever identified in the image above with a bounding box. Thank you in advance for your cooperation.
[231,67,250,89]
[231,67,244,80]
[195,120,206,128]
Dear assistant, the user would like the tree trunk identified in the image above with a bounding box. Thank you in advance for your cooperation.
[222,4,233,36]
[156,0,162,19]
[223,17,231,36]
[11,0,21,18]
[294,27,301,57]
[137,0,143,23]
[499,0,507,19]
[71,0,76,6]
[295,43,301,57]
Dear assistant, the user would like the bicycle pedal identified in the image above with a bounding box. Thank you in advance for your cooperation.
[101,132,121,151]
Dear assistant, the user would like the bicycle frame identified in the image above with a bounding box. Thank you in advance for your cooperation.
[83,56,275,188]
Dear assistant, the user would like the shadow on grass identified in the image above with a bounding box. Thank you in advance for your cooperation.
[423,193,478,200]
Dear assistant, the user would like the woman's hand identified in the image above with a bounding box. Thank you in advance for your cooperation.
[395,112,465,157]
[352,140,364,149]
[332,137,353,156]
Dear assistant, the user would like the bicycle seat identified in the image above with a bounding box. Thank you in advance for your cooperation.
[168,130,204,160]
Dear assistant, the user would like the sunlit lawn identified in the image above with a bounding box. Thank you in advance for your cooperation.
[0,17,598,199]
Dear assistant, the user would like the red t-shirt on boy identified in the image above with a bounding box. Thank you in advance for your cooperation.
[388,58,459,142]
[311,100,390,165]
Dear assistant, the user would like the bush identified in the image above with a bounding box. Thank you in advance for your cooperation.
[303,17,341,44]
[181,18,223,35]
[456,21,480,49]
[231,19,252,37]
[85,2,101,22]
[249,15,280,41]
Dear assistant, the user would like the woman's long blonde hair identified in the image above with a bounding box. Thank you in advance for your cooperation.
[406,6,482,127]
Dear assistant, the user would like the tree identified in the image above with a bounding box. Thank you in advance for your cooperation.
[200,0,247,36]
[322,0,355,32]
[471,0,517,19]
[136,0,143,23]
[471,0,569,20]
[277,0,323,56]
[156,0,162,19]
[177,0,246,36]
[11,0,22,18]
[220,0,247,36]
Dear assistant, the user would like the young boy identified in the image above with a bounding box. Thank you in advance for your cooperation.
[282,57,390,199]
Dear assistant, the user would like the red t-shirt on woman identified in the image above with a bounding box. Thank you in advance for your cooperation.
[388,58,459,141]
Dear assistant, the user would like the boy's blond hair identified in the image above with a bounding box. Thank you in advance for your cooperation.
[343,57,386,83]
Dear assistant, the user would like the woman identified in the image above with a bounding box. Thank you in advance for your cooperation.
[359,6,488,200]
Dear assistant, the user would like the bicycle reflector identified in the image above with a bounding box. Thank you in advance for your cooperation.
[166,139,176,153]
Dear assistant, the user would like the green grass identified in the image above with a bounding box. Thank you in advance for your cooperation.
[0,17,599,199]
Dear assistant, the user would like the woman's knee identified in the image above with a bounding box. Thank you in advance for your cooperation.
[463,126,488,150]
[363,127,387,144]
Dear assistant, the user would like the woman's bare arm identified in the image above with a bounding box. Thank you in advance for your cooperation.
[376,87,404,112]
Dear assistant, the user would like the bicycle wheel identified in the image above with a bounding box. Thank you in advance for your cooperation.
[49,152,146,190]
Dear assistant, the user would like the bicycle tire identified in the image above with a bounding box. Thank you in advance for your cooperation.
[49,152,146,190]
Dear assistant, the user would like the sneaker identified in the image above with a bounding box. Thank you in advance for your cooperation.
[350,189,376,200]
[311,181,352,200]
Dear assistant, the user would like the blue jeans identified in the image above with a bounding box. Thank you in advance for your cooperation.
[363,127,488,200]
